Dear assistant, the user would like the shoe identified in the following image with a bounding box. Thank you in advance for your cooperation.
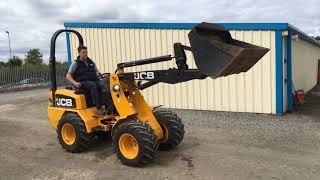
[95,108,106,116]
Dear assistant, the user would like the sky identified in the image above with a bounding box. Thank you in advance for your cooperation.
[0,0,319,63]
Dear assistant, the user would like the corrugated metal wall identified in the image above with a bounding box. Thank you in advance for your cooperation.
[292,38,320,92]
[68,28,276,114]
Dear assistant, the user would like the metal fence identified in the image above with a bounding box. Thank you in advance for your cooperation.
[0,65,68,93]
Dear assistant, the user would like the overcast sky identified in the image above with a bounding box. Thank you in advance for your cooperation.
[0,0,319,63]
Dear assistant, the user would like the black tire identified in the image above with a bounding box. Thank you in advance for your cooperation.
[57,113,95,153]
[112,121,159,166]
[153,109,185,151]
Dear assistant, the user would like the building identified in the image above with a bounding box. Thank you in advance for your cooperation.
[64,22,320,115]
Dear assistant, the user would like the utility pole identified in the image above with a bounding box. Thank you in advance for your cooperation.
[5,31,12,59]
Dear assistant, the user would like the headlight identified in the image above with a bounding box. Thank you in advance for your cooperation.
[112,84,120,92]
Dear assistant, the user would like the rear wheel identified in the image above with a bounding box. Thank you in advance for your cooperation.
[112,121,159,166]
[153,109,185,150]
[57,113,95,153]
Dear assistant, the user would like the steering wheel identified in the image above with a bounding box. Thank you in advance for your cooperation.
[100,73,110,79]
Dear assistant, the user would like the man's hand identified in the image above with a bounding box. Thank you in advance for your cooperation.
[74,82,81,88]
[98,73,103,80]
[66,73,81,88]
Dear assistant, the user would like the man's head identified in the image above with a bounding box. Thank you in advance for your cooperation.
[78,45,88,60]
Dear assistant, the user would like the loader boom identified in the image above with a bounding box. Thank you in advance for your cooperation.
[117,42,206,89]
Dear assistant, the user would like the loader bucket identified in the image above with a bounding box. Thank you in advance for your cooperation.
[188,22,269,78]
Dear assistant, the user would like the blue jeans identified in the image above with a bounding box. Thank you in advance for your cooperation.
[80,80,102,108]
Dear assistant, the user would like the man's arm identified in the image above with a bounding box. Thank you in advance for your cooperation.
[94,63,102,79]
[66,62,81,88]
[66,73,81,88]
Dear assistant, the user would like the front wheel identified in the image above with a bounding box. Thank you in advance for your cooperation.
[153,109,185,151]
[112,121,159,166]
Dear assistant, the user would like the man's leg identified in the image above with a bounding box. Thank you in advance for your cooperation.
[80,81,102,109]
[95,81,103,108]
[98,76,114,114]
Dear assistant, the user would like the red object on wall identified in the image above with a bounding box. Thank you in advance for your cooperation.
[293,89,305,106]
[296,90,305,105]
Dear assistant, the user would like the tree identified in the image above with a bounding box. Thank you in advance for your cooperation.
[24,48,43,65]
[0,62,6,68]
[7,56,23,66]
[315,36,320,41]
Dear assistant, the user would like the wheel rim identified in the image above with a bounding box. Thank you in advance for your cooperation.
[119,133,139,159]
[159,122,169,143]
[61,123,76,145]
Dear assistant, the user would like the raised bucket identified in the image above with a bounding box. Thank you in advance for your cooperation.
[188,22,270,78]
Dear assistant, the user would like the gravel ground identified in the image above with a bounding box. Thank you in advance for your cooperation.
[0,88,320,180]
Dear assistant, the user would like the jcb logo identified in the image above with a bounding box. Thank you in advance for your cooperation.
[56,98,73,107]
[134,72,154,80]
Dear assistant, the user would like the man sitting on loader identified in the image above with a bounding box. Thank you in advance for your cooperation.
[66,45,106,115]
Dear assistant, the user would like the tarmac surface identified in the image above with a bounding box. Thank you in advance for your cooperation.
[0,87,320,180]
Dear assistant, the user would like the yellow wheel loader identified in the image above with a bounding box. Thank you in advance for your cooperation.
[48,22,269,166]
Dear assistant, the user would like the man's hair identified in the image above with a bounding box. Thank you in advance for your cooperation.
[78,45,87,53]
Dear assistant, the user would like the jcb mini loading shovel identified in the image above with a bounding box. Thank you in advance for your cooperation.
[48,22,269,166]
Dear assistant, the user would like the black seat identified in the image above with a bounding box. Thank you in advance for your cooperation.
[65,86,73,90]
[64,85,86,94]
[74,88,88,94]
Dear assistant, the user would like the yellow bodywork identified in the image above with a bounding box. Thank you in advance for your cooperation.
[48,73,164,140]
[110,72,163,139]
[48,89,100,133]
